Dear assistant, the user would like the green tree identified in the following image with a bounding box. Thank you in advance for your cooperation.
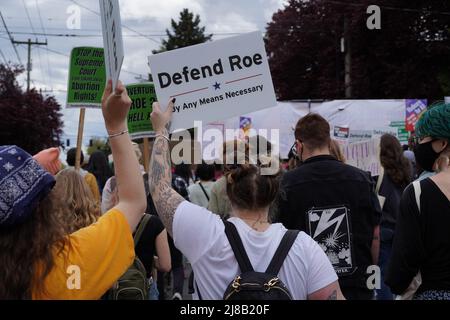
[0,64,63,154]
[265,0,450,101]
[87,138,111,156]
[152,8,212,54]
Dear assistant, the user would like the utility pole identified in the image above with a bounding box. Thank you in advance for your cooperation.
[12,38,47,92]
[343,18,352,98]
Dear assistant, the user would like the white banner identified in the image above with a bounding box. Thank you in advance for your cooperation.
[148,32,277,132]
[343,138,381,176]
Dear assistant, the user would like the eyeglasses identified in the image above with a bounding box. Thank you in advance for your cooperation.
[289,142,299,159]
[412,136,438,145]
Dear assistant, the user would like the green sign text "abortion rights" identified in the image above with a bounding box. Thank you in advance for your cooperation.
[67,47,106,108]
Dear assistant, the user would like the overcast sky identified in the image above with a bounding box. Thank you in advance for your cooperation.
[0,0,286,146]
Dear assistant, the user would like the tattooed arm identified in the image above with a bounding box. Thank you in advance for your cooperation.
[308,281,346,300]
[149,100,185,236]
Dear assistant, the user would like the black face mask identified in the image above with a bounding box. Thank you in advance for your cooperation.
[414,140,440,172]
[297,141,304,164]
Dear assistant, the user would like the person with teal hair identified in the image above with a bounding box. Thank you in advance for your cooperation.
[414,102,450,180]
[386,102,450,300]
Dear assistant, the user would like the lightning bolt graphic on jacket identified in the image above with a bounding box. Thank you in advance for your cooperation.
[312,209,345,239]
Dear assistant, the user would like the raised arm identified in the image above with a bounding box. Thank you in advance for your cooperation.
[155,229,172,273]
[149,100,185,236]
[101,80,147,231]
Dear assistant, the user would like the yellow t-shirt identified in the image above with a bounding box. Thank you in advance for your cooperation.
[84,172,101,204]
[32,208,134,300]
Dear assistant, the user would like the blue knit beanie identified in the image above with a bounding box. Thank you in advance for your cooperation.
[0,146,55,228]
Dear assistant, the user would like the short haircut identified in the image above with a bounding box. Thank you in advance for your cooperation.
[294,113,331,150]
[66,148,84,167]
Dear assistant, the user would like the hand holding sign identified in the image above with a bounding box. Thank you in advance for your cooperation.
[151,99,176,134]
[102,79,132,134]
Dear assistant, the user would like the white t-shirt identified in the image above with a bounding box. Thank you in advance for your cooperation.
[173,201,338,300]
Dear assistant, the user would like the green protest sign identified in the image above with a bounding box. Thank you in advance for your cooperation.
[389,121,409,143]
[397,127,409,144]
[126,83,156,139]
[389,121,405,128]
[67,47,106,108]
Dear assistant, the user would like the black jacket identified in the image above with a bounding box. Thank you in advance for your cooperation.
[278,155,382,289]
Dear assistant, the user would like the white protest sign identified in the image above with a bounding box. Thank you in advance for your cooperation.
[148,32,277,132]
[343,138,381,176]
[99,0,124,90]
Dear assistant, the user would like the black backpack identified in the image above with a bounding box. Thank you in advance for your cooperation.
[195,220,299,300]
[104,214,151,300]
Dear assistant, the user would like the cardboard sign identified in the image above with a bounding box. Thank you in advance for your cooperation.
[99,0,124,90]
[148,32,277,132]
[405,99,427,132]
[67,47,106,109]
[126,83,156,139]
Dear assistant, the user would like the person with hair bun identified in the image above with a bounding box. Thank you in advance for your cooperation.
[148,100,344,300]
[208,139,248,218]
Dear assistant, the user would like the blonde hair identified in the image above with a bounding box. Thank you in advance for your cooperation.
[55,169,101,234]
[330,139,346,163]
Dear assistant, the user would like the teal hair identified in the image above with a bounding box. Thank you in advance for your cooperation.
[415,102,450,140]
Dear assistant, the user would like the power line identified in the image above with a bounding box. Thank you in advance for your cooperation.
[32,45,143,77]
[8,30,165,38]
[36,45,69,57]
[22,0,36,33]
[7,30,260,38]
[68,0,161,45]
[0,47,7,64]
[0,34,144,80]
[22,0,48,88]
[0,11,23,64]
[12,38,47,92]
[322,1,450,17]
[35,0,53,89]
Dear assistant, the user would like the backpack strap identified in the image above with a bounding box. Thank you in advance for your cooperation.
[195,281,203,300]
[265,230,300,276]
[133,214,151,248]
[198,182,210,202]
[412,180,422,214]
[223,220,254,273]
[375,167,384,195]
